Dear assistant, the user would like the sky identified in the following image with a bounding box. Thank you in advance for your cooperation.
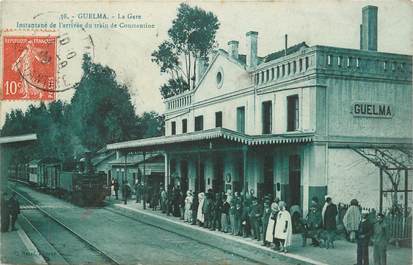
[1,0,412,127]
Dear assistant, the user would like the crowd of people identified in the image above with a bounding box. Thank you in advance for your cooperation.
[111,180,392,264]
[0,192,21,233]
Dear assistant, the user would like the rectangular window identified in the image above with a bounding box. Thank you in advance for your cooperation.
[282,64,285,76]
[194,115,204,131]
[215,111,222,128]
[266,69,270,81]
[347,57,351,67]
[293,61,297,73]
[276,66,280,78]
[262,101,272,134]
[182,119,187,133]
[236,106,245,133]
[287,95,299,131]
[171,121,176,135]
[337,56,342,66]
[271,68,275,80]
[299,59,303,72]
[255,73,259,85]
[356,58,360,68]
[327,55,332,65]
[305,57,309,69]
[287,63,291,75]
[261,72,264,83]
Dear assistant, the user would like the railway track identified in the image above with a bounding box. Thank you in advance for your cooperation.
[103,207,269,265]
[9,187,122,265]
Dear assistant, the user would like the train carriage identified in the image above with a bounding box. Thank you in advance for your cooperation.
[28,159,40,185]
[9,153,109,206]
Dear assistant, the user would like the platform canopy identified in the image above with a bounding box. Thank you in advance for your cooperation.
[0,134,37,144]
[107,127,314,152]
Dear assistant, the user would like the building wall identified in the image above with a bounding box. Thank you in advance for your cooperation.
[328,148,379,209]
[327,148,413,210]
[314,47,412,139]
[167,84,317,136]
[322,78,412,138]
[194,55,251,102]
[163,46,412,215]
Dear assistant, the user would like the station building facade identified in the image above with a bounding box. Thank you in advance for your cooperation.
[108,6,412,213]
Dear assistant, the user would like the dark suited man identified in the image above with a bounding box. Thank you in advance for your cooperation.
[1,193,10,232]
[8,192,20,231]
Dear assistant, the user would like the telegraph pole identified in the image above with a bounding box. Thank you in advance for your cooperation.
[143,151,146,210]
[124,151,128,205]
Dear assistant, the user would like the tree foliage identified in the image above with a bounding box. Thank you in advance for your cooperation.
[69,55,140,153]
[1,55,164,165]
[152,3,219,99]
[1,101,72,164]
[138,111,165,138]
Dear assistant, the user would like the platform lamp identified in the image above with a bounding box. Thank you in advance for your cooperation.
[123,151,128,205]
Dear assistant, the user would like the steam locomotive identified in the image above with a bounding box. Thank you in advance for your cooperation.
[10,152,110,206]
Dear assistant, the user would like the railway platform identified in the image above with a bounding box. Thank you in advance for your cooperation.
[108,198,412,265]
[0,224,47,265]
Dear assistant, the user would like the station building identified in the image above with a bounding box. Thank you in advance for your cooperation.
[108,6,412,213]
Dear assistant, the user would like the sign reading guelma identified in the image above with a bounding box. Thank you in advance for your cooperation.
[352,102,393,118]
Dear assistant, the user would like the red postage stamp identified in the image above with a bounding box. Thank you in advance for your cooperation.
[2,36,57,100]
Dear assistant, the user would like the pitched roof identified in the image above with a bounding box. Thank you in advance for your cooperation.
[107,127,313,151]
[109,153,163,166]
[263,42,309,63]
[217,49,247,65]
[92,151,116,166]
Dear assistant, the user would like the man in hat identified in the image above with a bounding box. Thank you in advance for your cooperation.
[249,197,262,241]
[356,210,373,265]
[304,197,322,247]
[113,178,119,200]
[134,179,142,203]
[372,213,389,265]
[1,193,10,232]
[8,192,20,231]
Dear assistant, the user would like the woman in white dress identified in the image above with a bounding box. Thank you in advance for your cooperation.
[184,190,193,223]
[197,192,205,226]
[274,201,292,253]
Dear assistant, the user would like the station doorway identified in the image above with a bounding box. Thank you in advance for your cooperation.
[289,155,301,207]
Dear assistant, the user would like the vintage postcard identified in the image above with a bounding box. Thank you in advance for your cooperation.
[0,0,412,265]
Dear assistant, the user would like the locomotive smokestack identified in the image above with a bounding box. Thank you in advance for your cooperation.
[84,152,94,174]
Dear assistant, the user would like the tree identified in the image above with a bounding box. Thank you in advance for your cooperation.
[138,112,165,138]
[152,3,220,99]
[69,55,140,152]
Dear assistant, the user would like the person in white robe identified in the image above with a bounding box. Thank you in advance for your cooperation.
[274,201,293,253]
[265,202,279,247]
[197,192,205,225]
